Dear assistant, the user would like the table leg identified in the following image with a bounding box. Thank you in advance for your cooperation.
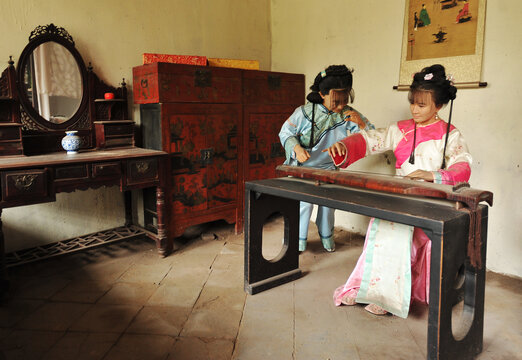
[0,209,8,296]
[155,186,171,257]
[244,191,301,295]
[426,206,488,360]
[124,190,132,227]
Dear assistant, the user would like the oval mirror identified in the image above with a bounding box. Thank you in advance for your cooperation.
[17,24,88,130]
[21,41,82,124]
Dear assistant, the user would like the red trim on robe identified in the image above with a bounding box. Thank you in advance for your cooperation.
[332,133,367,168]
[440,162,471,184]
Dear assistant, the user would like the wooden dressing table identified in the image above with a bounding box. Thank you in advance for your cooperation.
[0,24,169,293]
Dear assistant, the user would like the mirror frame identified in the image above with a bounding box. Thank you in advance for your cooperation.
[16,24,89,130]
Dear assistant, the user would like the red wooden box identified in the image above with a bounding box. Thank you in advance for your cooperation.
[208,58,259,70]
[133,63,242,104]
[143,53,207,66]
[242,70,305,105]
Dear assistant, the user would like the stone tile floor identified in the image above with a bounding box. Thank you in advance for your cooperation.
[0,216,520,359]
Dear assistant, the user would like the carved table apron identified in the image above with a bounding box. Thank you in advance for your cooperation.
[0,147,169,291]
[244,177,489,360]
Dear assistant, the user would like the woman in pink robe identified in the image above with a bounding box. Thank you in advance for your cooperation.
[327,64,472,317]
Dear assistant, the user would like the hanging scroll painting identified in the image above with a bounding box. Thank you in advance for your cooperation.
[398,0,486,88]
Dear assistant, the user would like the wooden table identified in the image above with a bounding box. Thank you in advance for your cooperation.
[244,177,489,360]
[0,147,169,293]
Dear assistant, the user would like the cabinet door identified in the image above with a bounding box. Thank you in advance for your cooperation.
[165,103,240,215]
[206,112,239,209]
[243,104,296,181]
[169,112,209,215]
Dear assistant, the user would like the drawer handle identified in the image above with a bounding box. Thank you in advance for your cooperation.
[135,161,150,174]
[14,174,37,191]
[200,148,214,165]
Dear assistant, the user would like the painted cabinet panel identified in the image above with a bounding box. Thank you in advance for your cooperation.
[166,104,240,216]
[244,105,296,181]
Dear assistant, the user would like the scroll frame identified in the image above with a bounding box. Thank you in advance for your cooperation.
[397,0,487,89]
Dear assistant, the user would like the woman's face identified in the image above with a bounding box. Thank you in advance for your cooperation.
[321,89,349,113]
[409,91,441,125]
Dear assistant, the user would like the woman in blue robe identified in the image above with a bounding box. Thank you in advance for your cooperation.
[279,65,373,252]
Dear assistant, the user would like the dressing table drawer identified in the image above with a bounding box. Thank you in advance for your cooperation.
[103,123,134,136]
[0,124,23,156]
[94,121,135,149]
[0,169,54,206]
[92,162,121,179]
[54,164,89,181]
[125,158,159,187]
[0,125,22,141]
[0,142,23,156]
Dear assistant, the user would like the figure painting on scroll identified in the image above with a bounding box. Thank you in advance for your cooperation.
[406,0,479,60]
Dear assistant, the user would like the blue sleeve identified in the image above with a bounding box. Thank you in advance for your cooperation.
[279,106,305,162]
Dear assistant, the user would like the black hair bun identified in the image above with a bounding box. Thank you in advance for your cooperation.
[411,64,457,105]
[306,92,323,104]
[325,65,353,77]
[447,84,457,101]
[424,64,446,79]
[307,64,355,104]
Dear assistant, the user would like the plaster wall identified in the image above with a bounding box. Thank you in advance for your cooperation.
[0,0,271,251]
[271,0,522,277]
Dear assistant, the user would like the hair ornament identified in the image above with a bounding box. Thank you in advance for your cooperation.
[424,73,434,80]
[446,74,455,84]
[321,70,327,78]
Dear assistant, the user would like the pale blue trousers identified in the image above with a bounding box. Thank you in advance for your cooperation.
[299,201,335,241]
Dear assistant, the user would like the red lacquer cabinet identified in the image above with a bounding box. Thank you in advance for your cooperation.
[133,63,304,238]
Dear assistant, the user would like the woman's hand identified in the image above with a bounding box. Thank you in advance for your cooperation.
[294,144,310,163]
[343,110,366,129]
[406,170,434,182]
[324,141,347,158]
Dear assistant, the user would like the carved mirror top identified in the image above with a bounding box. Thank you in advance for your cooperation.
[17,24,88,131]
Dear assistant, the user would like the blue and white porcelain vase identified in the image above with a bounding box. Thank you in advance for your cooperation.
[61,130,81,154]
